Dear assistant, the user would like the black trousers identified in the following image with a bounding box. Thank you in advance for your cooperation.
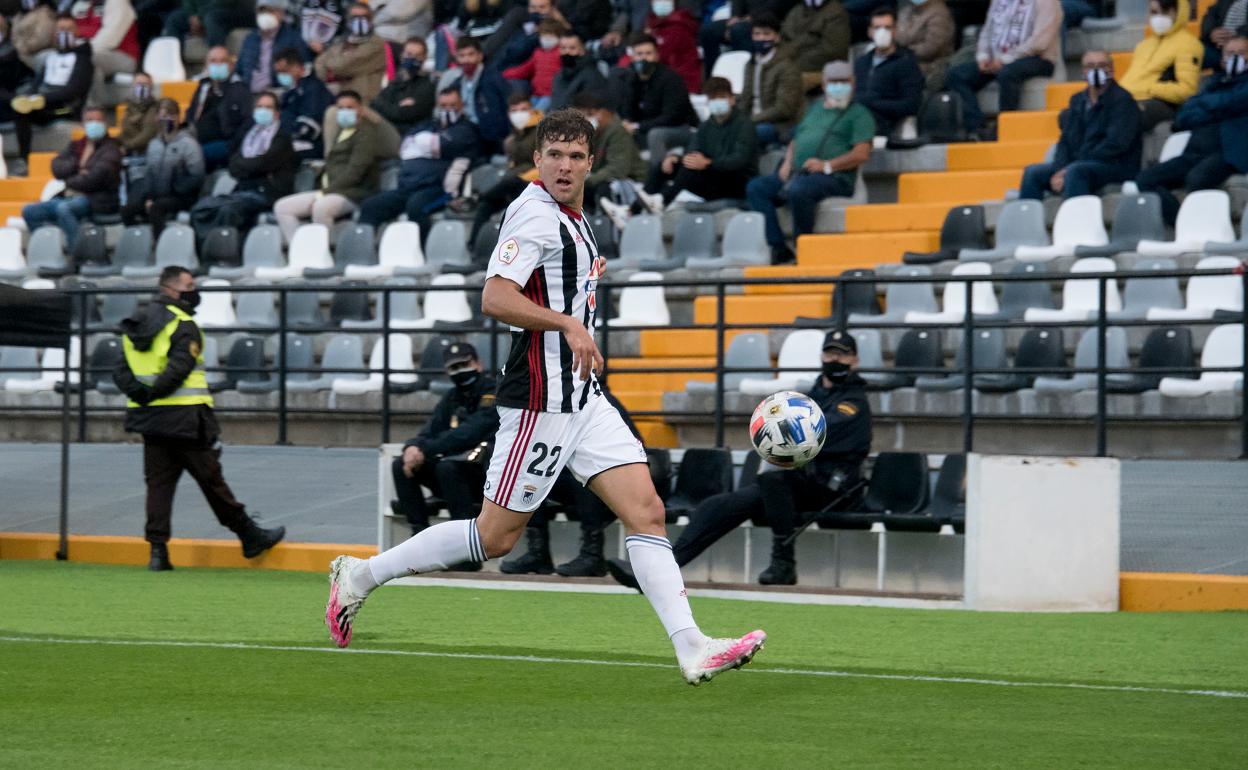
[527,471,618,534]
[1135,149,1237,225]
[391,456,485,530]
[122,193,199,237]
[14,107,61,160]
[143,436,250,544]
[644,165,748,205]
[470,175,528,248]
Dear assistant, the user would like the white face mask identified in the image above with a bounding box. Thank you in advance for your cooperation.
[539,34,558,50]
[1149,14,1173,36]
[509,109,531,130]
[588,115,599,130]
[708,97,731,116]
[871,27,892,49]
[257,12,279,32]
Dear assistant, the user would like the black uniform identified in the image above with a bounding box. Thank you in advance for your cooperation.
[392,374,500,530]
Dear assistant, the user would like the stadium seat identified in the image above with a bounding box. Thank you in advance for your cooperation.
[282,283,326,328]
[984,262,1056,320]
[1207,203,1248,256]
[71,224,108,271]
[686,332,770,393]
[1106,326,1193,393]
[237,333,315,394]
[849,265,937,324]
[736,449,761,490]
[287,333,366,392]
[4,337,81,392]
[26,226,68,278]
[903,206,989,265]
[914,91,967,145]
[1024,258,1121,321]
[928,453,967,532]
[256,223,330,281]
[84,224,152,277]
[1015,196,1108,261]
[649,212,715,270]
[1034,327,1128,394]
[1145,257,1243,321]
[683,212,765,270]
[21,277,55,290]
[1110,258,1182,320]
[201,336,228,391]
[93,291,139,331]
[1155,131,1190,163]
[819,452,930,530]
[1075,194,1165,258]
[217,335,267,390]
[211,223,284,279]
[64,278,101,329]
[868,328,943,390]
[916,328,1006,391]
[417,334,456,394]
[307,223,376,279]
[797,268,880,327]
[236,288,279,328]
[738,329,824,395]
[87,337,123,394]
[607,271,670,327]
[586,213,618,260]
[40,178,66,201]
[959,200,1047,262]
[0,346,39,388]
[0,227,25,280]
[710,50,750,93]
[422,220,471,273]
[408,273,473,328]
[904,262,998,323]
[349,277,424,329]
[195,278,236,328]
[663,447,732,521]
[1136,190,1236,257]
[331,334,418,395]
[123,222,198,278]
[349,220,425,278]
[1158,325,1243,397]
[200,226,242,271]
[647,447,673,500]
[975,327,1064,393]
[849,328,890,389]
[616,214,664,266]
[330,280,374,326]
[144,37,187,82]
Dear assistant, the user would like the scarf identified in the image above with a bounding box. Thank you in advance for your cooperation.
[988,0,1035,58]
[241,121,280,158]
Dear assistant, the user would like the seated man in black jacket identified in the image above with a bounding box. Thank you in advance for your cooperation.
[274,46,335,160]
[186,46,254,170]
[371,37,436,136]
[391,343,499,554]
[607,331,873,588]
[9,13,94,167]
[853,7,924,137]
[617,33,698,162]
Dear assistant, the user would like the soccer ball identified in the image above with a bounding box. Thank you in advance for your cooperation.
[748,391,827,469]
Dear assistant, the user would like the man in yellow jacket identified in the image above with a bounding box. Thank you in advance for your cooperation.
[113,266,285,571]
[1119,0,1204,130]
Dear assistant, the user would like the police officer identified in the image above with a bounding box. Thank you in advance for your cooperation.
[113,266,286,571]
[391,343,499,557]
[606,329,872,587]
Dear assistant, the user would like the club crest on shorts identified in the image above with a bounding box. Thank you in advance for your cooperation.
[522,484,537,504]
[498,238,519,265]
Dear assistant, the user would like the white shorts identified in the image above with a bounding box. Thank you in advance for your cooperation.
[484,394,647,512]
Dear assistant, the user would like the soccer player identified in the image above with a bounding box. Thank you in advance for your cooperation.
[325,108,766,685]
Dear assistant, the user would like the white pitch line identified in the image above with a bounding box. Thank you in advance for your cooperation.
[2,635,1246,700]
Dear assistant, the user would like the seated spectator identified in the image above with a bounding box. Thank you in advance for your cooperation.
[486,0,566,68]
[372,37,437,136]
[1020,51,1142,201]
[437,36,511,144]
[273,90,382,242]
[122,99,205,236]
[275,47,335,160]
[572,91,648,210]
[747,61,874,264]
[134,0,180,52]
[357,86,483,239]
[607,330,872,588]
[550,31,607,110]
[699,0,764,75]
[596,0,647,62]
[1119,0,1203,131]
[739,14,803,148]
[502,17,568,111]
[853,7,924,137]
[560,0,614,47]
[13,0,56,70]
[163,0,257,48]
[221,91,297,225]
[457,0,513,43]
[117,72,159,156]
[297,0,348,56]
[781,0,851,92]
[315,2,388,102]
[617,33,697,161]
[76,0,140,101]
[9,13,94,168]
[895,0,955,94]
[1136,37,1248,224]
[0,16,35,115]
[645,0,700,93]
[373,0,432,45]
[943,0,1062,140]
[186,46,253,170]
[23,104,121,244]
[1200,0,1248,69]
[238,0,312,94]
[468,94,543,249]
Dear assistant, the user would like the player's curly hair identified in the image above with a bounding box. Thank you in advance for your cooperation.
[535,108,595,154]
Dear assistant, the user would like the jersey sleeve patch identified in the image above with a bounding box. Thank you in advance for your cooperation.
[498,238,520,265]
[836,402,858,417]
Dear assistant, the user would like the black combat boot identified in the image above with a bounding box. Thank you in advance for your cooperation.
[500,526,554,574]
[604,558,641,592]
[239,518,286,559]
[555,527,606,577]
[148,542,173,571]
[757,539,797,586]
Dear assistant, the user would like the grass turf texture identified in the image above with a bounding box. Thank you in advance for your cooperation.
[2,562,1245,768]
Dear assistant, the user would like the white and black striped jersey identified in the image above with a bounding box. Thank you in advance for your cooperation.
[486,180,603,413]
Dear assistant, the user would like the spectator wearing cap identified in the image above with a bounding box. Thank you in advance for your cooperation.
[237,0,313,94]
[391,343,500,551]
[746,61,875,264]
[605,329,872,589]
[853,7,925,137]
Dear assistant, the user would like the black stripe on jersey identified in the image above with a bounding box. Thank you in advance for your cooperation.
[557,222,578,413]
[495,271,549,411]
[530,269,549,410]
[568,215,600,410]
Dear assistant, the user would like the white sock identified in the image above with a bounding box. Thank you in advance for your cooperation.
[625,534,708,664]
[364,518,486,589]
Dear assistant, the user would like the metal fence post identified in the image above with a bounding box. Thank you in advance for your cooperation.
[277,287,289,445]
[381,289,391,445]
[961,274,975,454]
[714,282,726,448]
[1241,268,1247,459]
[1095,276,1108,457]
[77,291,88,442]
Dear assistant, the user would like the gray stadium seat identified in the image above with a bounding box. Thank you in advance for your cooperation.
[959,200,1047,262]
[306,223,377,279]
[200,226,242,271]
[1106,326,1193,393]
[71,224,108,271]
[869,329,944,390]
[87,336,123,394]
[1074,194,1165,258]
[616,214,664,266]
[643,212,714,271]
[588,214,618,259]
[849,329,890,389]
[423,220,470,272]
[123,223,198,279]
[202,335,229,391]
[685,332,770,393]
[330,281,373,326]
[974,327,1064,393]
[1034,327,1128,394]
[915,328,1006,391]
[238,333,315,393]
[982,263,1056,321]
[236,289,280,328]
[26,226,68,277]
[211,223,285,279]
[684,211,768,270]
[83,224,153,278]
[848,265,938,324]
[0,346,40,388]
[218,335,266,390]
[419,333,456,394]
[287,333,366,392]
[1111,258,1182,320]
[284,283,326,328]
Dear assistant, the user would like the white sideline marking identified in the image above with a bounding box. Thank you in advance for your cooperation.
[2,635,1245,700]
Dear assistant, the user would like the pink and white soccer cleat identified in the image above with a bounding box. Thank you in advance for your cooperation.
[325,555,368,648]
[681,630,767,685]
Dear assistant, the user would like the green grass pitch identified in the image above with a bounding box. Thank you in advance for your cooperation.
[2,561,1245,768]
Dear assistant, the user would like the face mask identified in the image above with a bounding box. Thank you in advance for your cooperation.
[459,60,479,77]
[822,360,850,382]
[277,71,296,88]
[56,31,75,50]
[252,107,274,126]
[180,289,201,309]
[450,369,479,388]
[535,34,557,51]
[824,82,852,105]
[528,11,542,23]
[208,62,229,81]
[753,39,775,56]
[1085,67,1110,88]
[336,107,357,128]
[159,116,177,134]
[871,27,892,49]
[84,120,106,141]
[707,97,731,117]
[632,59,656,76]
[560,53,581,69]
[509,109,531,131]
[132,84,151,101]
[438,108,460,127]
[256,12,279,32]
[911,0,928,5]
[1225,53,1248,77]
[652,0,674,15]
[1148,14,1173,36]
[349,16,371,37]
[401,56,421,73]
[804,0,827,7]
[588,115,599,130]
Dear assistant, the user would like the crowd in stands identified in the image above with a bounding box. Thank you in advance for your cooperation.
[0,0,1245,270]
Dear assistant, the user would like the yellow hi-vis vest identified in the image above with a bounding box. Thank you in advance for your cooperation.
[122,304,214,409]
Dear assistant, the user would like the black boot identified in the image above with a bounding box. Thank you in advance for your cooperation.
[148,542,173,571]
[500,526,554,574]
[239,518,286,559]
[605,558,641,592]
[757,539,797,585]
[556,527,606,577]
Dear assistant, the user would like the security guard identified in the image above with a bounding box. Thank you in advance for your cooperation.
[606,329,872,587]
[113,266,285,571]
[391,343,499,555]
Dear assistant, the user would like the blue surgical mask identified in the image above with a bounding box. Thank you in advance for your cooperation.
[825,82,852,103]
[276,71,295,88]
[84,120,106,141]
[337,108,358,128]
[708,97,731,117]
[208,63,229,81]
[652,0,674,15]
[910,0,928,5]
[252,107,274,126]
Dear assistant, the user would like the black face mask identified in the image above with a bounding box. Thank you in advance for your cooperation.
[822,361,850,382]
[753,39,775,56]
[180,289,201,309]
[450,369,479,389]
[560,53,582,69]
[633,60,656,77]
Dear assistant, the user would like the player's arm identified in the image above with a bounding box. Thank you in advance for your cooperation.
[481,276,603,381]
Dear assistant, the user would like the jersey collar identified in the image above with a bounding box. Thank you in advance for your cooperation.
[532,180,583,221]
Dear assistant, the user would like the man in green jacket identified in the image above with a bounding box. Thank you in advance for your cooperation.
[739,14,805,147]
[571,91,647,212]
[781,0,852,91]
